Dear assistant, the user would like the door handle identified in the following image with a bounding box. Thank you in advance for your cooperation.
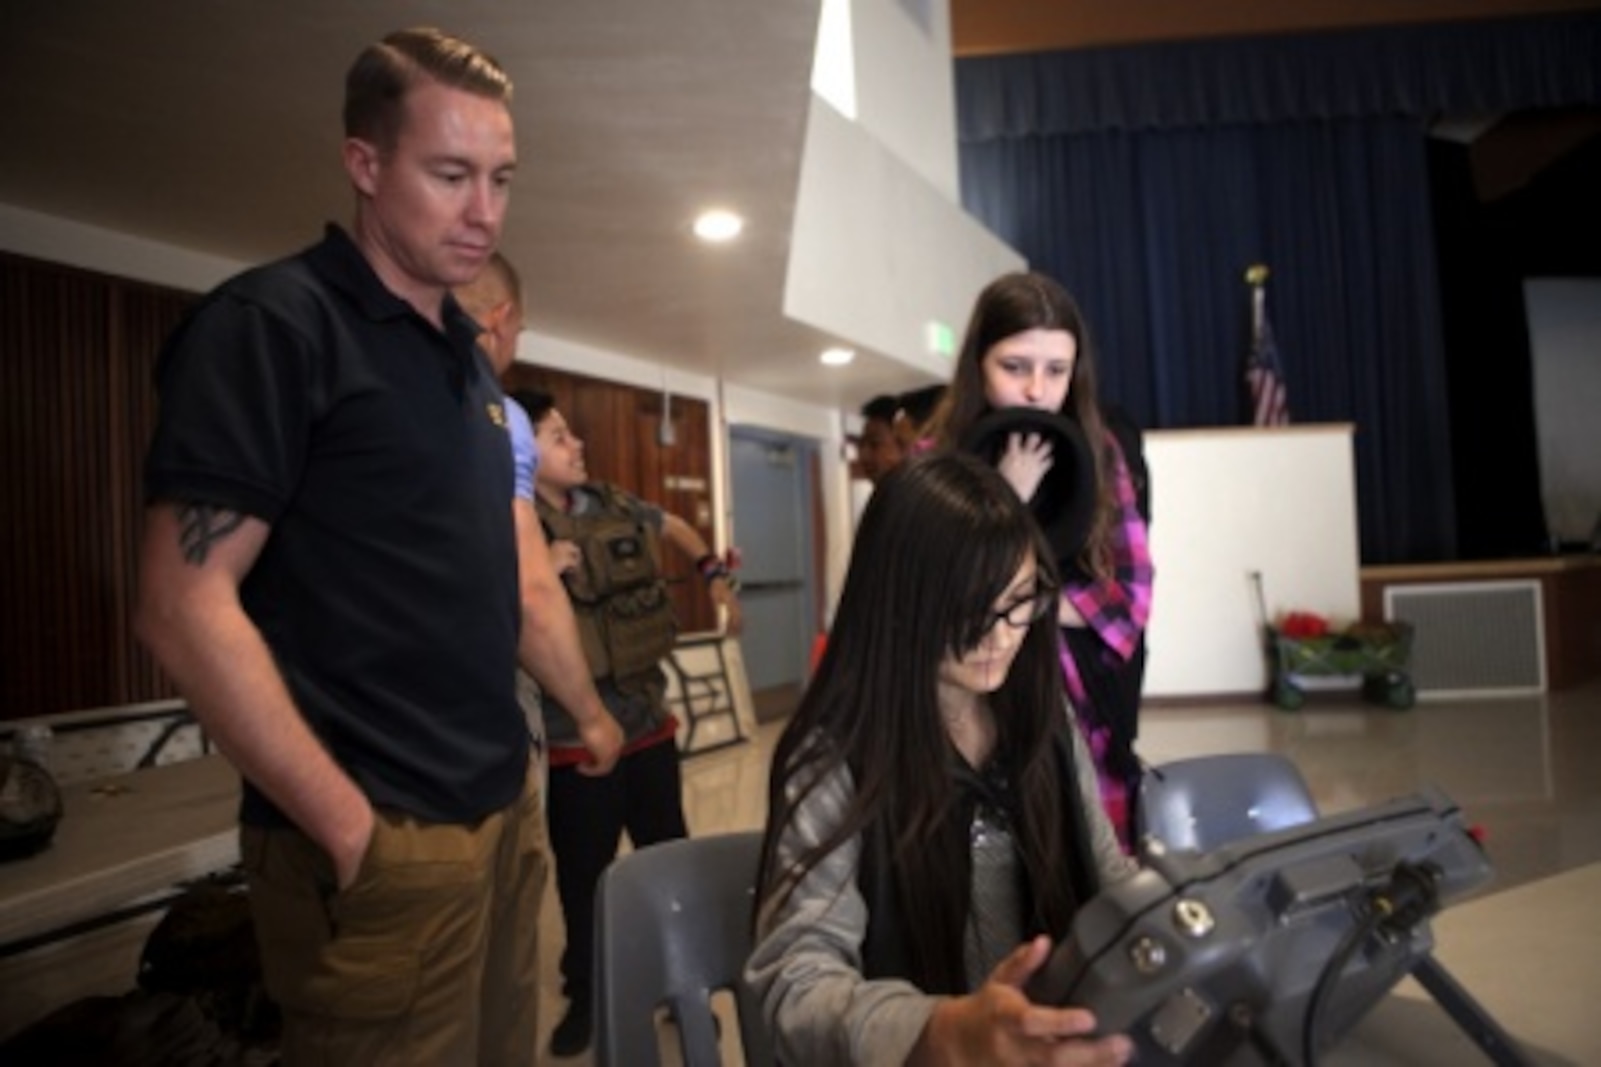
[739,580,803,593]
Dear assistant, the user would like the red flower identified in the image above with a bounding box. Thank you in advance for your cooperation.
[1279,611,1330,638]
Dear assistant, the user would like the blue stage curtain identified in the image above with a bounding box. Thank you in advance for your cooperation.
[955,13,1601,565]
[957,13,1601,137]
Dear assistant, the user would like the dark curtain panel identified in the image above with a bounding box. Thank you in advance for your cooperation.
[1429,139,1548,561]
[961,116,1454,564]
[955,12,1601,565]
[957,13,1601,137]
[1429,132,1601,559]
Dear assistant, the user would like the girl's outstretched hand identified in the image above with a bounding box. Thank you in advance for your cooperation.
[911,936,1134,1066]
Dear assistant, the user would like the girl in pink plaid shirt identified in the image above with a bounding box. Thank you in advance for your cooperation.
[926,272,1155,852]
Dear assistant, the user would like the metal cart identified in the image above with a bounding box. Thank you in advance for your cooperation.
[1267,623,1415,710]
[1252,573,1416,711]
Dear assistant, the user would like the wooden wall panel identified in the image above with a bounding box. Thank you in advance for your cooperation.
[1,254,190,718]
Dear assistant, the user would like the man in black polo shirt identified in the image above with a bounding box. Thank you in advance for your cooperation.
[135,27,622,1066]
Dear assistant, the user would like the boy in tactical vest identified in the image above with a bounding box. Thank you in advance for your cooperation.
[519,390,742,1057]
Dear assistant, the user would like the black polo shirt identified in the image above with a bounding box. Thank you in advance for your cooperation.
[145,225,524,825]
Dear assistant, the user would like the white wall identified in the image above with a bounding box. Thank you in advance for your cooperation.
[515,333,717,406]
[1525,278,1601,546]
[1143,425,1362,698]
[0,202,242,293]
[851,0,960,203]
[784,98,1023,377]
[785,0,1024,379]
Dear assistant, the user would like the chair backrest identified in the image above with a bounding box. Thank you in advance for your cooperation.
[1138,752,1318,852]
[594,831,774,1067]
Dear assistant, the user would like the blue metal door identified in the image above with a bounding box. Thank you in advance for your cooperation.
[729,428,816,720]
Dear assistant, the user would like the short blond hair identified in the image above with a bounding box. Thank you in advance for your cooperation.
[344,27,512,150]
[456,252,522,321]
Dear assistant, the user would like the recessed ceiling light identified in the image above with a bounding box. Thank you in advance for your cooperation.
[820,346,855,366]
[693,209,744,242]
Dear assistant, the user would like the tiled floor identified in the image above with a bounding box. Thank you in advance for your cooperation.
[536,677,1601,1064]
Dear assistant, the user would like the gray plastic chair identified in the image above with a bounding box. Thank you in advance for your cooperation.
[593,831,774,1067]
[1138,751,1319,852]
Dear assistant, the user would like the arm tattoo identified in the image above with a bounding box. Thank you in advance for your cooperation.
[176,504,245,565]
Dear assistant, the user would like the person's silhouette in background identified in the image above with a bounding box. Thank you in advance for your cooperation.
[856,394,906,485]
[895,383,948,452]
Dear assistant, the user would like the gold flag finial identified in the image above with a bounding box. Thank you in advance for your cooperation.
[1245,263,1270,287]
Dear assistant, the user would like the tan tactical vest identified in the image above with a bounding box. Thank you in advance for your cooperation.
[536,484,678,681]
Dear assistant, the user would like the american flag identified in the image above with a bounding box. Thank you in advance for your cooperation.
[1245,281,1290,427]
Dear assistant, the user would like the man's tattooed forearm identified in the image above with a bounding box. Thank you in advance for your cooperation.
[177,504,244,565]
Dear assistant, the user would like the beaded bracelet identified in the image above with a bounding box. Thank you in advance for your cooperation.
[695,553,739,592]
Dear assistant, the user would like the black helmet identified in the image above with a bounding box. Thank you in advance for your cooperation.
[959,407,1098,572]
[0,754,64,862]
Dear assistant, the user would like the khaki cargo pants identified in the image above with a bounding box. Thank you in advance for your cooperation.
[241,766,548,1065]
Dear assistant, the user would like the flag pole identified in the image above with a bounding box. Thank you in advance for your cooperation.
[1246,263,1269,347]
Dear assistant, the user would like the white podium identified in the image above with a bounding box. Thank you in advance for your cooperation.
[1143,424,1361,699]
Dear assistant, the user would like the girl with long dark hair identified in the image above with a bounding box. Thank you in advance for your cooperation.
[747,453,1134,1066]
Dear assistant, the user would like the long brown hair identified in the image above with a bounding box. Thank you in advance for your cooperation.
[755,453,1083,992]
[926,271,1119,577]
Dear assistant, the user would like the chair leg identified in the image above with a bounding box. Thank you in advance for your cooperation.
[1410,954,1532,1067]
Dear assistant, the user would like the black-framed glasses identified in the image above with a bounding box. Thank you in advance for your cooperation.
[986,577,1059,632]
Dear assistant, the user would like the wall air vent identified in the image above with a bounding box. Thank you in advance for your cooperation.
[1384,580,1545,698]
